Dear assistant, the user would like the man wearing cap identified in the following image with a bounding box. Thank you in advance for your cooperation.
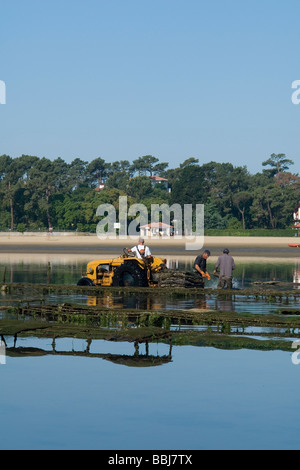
[194,250,211,285]
[128,238,152,259]
[214,249,235,289]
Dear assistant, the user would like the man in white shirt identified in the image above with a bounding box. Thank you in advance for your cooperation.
[128,238,152,259]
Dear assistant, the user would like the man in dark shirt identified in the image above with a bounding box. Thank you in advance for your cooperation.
[194,250,211,285]
[214,248,235,289]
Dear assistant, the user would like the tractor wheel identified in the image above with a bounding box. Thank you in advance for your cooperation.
[112,263,148,287]
[77,277,95,286]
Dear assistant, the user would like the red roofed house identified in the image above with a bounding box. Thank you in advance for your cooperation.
[95,183,105,192]
[150,176,170,192]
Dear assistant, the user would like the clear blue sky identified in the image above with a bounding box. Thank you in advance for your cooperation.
[1,0,300,174]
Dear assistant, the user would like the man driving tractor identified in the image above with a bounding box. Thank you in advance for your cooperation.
[127,237,152,259]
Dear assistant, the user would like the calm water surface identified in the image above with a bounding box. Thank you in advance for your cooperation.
[1,339,300,450]
[1,255,300,450]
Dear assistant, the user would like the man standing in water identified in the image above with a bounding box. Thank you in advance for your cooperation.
[214,248,235,289]
[194,250,211,286]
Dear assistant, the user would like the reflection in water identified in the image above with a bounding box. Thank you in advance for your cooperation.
[2,319,297,368]
[293,264,300,289]
[5,337,173,368]
[1,289,300,317]
[214,298,234,312]
[84,290,300,315]
[87,293,166,311]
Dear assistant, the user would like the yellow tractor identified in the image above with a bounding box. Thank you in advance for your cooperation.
[77,249,167,288]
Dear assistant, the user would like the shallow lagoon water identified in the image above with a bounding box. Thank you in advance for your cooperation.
[1,255,300,450]
[1,255,300,288]
[2,339,300,450]
[1,256,300,315]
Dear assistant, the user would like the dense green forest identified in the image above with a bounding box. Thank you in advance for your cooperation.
[0,153,299,233]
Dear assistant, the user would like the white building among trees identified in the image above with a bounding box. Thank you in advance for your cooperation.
[293,204,300,224]
[140,222,173,237]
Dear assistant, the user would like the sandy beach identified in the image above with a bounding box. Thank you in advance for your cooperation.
[0,232,298,260]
